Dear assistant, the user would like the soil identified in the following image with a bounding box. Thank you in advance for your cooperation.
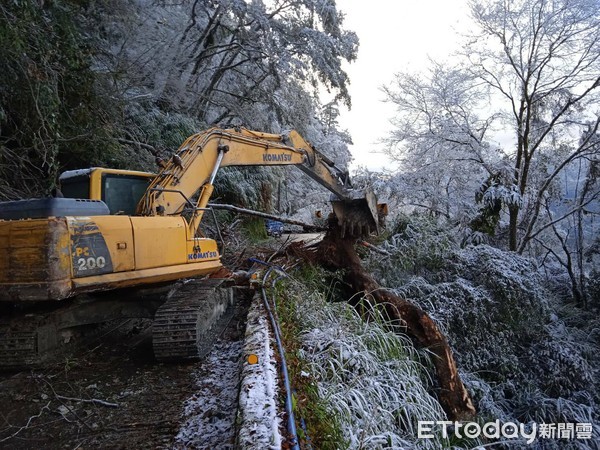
[0,292,251,449]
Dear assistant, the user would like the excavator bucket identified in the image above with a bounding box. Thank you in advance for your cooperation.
[331,188,386,238]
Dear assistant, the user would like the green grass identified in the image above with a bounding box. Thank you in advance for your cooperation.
[271,270,347,449]
[241,218,268,242]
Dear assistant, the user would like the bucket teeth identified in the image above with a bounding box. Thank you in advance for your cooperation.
[331,188,381,237]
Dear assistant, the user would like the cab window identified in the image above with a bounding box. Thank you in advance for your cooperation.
[61,176,90,199]
[102,174,151,215]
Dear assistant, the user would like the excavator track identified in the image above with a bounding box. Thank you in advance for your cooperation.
[0,313,63,370]
[0,279,236,369]
[0,292,165,370]
[0,323,39,369]
[152,278,235,362]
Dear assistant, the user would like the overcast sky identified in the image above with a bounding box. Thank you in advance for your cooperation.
[335,0,470,170]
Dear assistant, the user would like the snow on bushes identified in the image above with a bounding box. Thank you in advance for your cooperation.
[368,216,600,447]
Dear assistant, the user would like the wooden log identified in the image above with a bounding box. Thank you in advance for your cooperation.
[208,203,325,231]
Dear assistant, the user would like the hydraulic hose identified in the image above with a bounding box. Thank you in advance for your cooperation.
[252,258,300,450]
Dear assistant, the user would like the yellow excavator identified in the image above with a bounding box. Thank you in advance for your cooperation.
[0,127,383,367]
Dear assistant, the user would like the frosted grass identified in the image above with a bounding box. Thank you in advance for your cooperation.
[284,276,467,449]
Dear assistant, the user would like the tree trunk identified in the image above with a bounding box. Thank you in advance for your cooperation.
[207,203,324,230]
[508,205,519,251]
[312,224,476,421]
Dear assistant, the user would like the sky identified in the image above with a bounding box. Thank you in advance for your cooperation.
[335,0,470,171]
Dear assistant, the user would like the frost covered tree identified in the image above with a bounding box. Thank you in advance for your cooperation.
[382,64,504,223]
[90,0,357,132]
[365,215,600,446]
[1,0,359,210]
[82,0,358,213]
[534,146,600,307]
[384,0,600,255]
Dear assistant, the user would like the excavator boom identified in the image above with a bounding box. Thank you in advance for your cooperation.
[138,127,382,236]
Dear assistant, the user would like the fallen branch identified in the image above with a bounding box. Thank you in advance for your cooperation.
[313,222,476,421]
[39,378,95,430]
[208,203,325,231]
[359,240,393,256]
[0,401,51,443]
[56,395,119,408]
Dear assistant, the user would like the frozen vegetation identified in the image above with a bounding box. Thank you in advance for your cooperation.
[279,213,598,448]
[282,273,462,449]
[365,215,600,448]
[0,0,354,212]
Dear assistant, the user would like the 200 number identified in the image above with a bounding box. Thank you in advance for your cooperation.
[77,256,106,271]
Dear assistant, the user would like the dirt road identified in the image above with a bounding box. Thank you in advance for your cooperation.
[0,294,251,449]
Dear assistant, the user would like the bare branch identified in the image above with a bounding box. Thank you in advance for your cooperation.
[0,401,51,443]
[55,395,119,408]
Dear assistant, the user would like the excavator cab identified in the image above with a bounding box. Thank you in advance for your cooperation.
[59,168,155,215]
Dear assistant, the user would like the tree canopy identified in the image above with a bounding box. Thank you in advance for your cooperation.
[0,0,356,200]
[383,0,600,305]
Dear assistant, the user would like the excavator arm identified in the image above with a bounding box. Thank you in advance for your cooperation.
[138,127,381,237]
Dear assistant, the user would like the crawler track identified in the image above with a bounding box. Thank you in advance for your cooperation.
[0,323,38,369]
[0,278,237,369]
[0,288,252,449]
[153,279,235,362]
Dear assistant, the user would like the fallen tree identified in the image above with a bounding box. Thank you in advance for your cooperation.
[307,222,476,421]
[208,203,325,231]
[211,202,475,419]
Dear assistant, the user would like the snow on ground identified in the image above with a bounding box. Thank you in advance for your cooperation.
[236,294,282,449]
[175,340,243,449]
